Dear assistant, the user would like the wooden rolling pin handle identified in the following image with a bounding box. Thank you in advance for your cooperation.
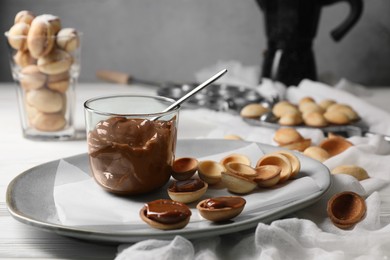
[96,70,132,85]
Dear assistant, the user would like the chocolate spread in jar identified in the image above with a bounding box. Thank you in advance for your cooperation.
[87,116,177,195]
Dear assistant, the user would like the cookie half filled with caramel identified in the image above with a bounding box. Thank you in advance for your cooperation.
[140,199,191,230]
[167,178,208,204]
[197,196,246,222]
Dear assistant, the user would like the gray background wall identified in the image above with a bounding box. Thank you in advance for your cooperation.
[1,0,389,86]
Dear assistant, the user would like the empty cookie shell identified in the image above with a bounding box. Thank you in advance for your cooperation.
[254,165,281,188]
[224,162,257,179]
[327,191,366,229]
[331,165,369,181]
[273,150,301,179]
[167,178,208,204]
[280,138,312,152]
[198,160,225,185]
[256,153,292,183]
[171,157,198,181]
[319,136,353,157]
[220,154,251,167]
[221,171,257,194]
[197,196,246,222]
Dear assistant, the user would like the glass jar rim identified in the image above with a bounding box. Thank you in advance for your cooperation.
[84,94,180,117]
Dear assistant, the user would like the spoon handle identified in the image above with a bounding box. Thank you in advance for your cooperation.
[162,69,228,113]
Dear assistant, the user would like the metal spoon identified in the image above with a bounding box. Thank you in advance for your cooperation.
[152,69,228,120]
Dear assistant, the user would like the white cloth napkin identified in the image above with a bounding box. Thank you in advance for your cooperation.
[116,78,390,260]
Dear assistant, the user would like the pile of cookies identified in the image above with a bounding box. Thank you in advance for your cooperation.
[273,127,353,162]
[6,10,80,132]
[273,97,359,127]
[169,150,301,198]
[241,96,360,127]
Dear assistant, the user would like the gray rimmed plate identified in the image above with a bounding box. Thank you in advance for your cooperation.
[6,139,331,243]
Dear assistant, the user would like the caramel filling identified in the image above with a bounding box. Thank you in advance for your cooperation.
[146,199,191,224]
[168,179,205,192]
[204,196,245,209]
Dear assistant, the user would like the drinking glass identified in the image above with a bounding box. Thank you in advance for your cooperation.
[84,95,180,195]
[5,31,81,140]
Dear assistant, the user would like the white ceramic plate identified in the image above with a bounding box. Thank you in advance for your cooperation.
[6,139,330,243]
